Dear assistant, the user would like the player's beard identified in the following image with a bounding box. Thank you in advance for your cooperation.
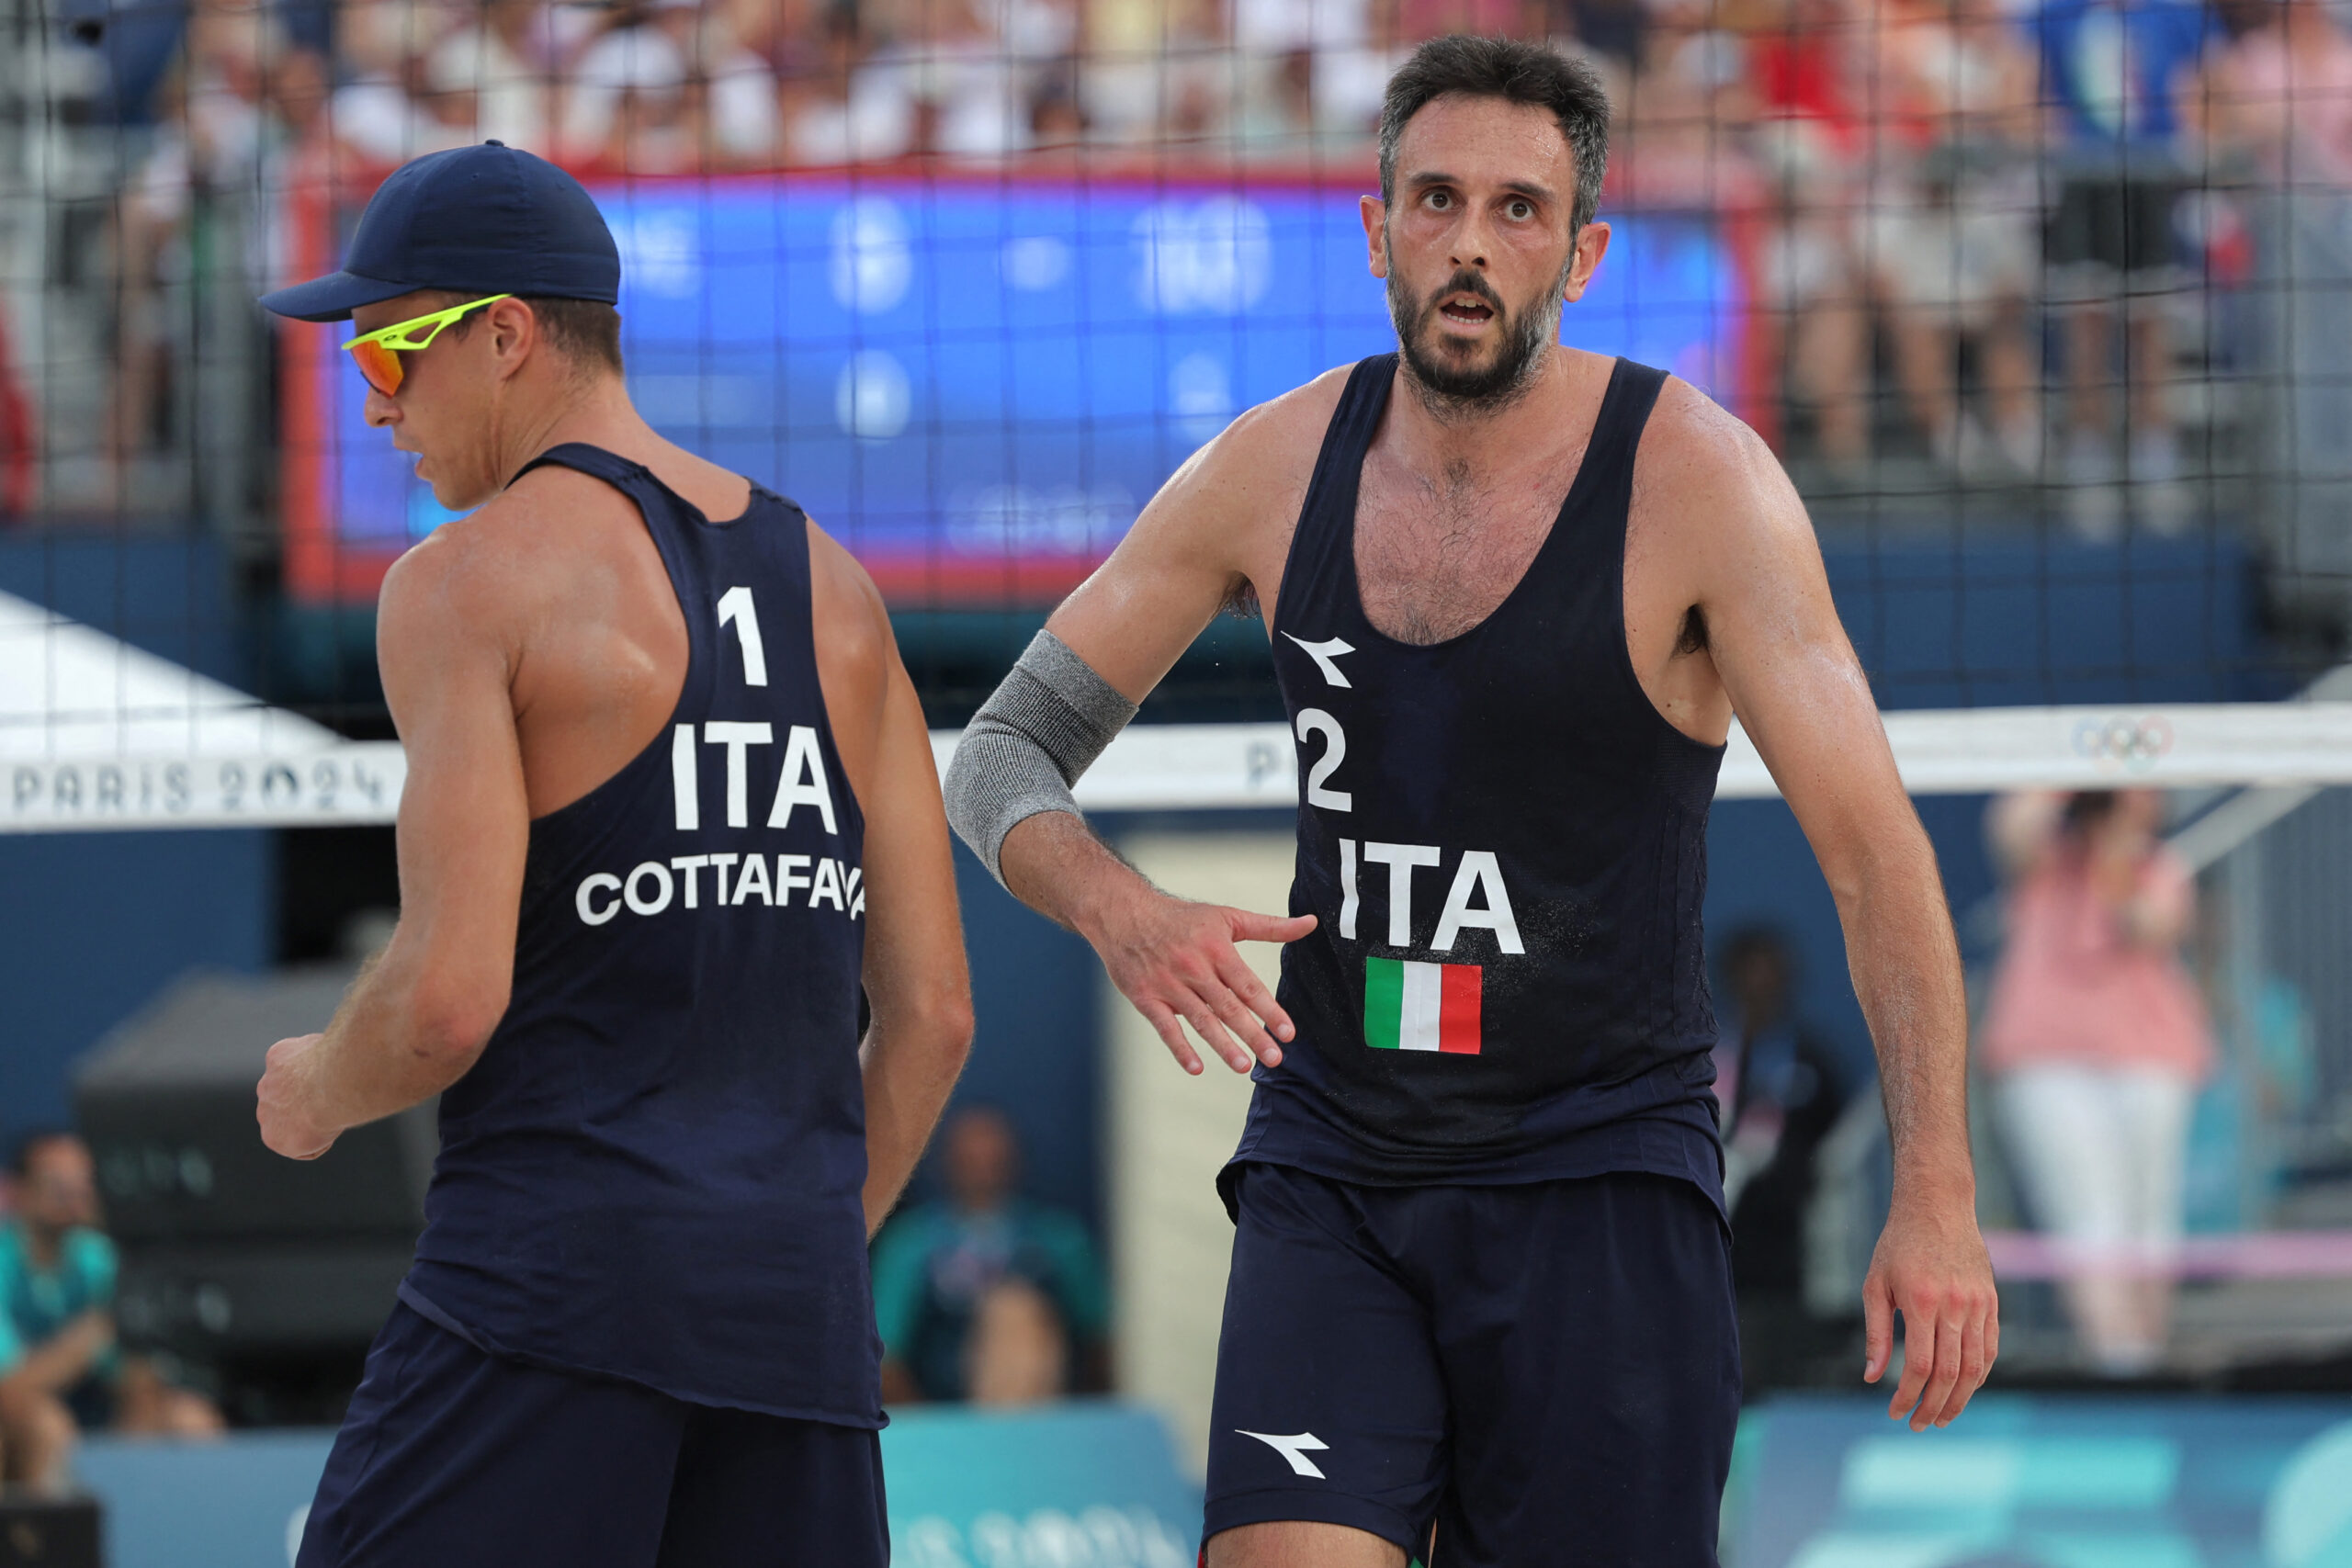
[1387,252,1571,419]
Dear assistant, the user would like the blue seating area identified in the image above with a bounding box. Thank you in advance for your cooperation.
[67,1393,2352,1567]
[77,1402,1203,1568]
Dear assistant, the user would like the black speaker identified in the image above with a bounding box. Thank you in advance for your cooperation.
[113,1240,421,1355]
[73,968,435,1363]
[75,968,435,1244]
[0,1495,101,1568]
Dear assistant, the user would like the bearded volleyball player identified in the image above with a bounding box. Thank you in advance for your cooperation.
[945,37,1998,1568]
[252,143,973,1565]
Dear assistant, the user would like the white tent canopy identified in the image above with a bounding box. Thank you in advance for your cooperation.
[0,590,403,831]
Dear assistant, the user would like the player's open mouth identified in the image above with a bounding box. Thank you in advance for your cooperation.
[1439,298,1495,325]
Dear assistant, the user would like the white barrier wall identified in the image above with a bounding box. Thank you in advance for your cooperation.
[1106,830,1295,1474]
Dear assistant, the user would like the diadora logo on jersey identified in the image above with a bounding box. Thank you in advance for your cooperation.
[571,585,863,928]
[1283,633,1355,688]
[1236,1430,1330,1479]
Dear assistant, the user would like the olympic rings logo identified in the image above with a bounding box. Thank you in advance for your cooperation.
[2072,715,2176,773]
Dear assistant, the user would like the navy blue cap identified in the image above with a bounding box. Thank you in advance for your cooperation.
[258,142,620,322]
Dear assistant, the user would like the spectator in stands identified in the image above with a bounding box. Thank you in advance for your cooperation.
[560,0,697,168]
[861,0,1033,155]
[1743,0,1877,470]
[113,0,308,472]
[1713,926,1855,1390]
[730,0,827,79]
[1546,0,1644,69]
[1080,0,1228,143]
[1308,0,1412,139]
[1864,0,2043,478]
[0,1133,222,1494]
[329,0,478,164]
[416,0,560,153]
[2034,0,2217,536]
[983,0,1086,115]
[870,1107,1108,1404]
[560,0,781,170]
[1625,0,1745,168]
[2199,0,2352,566]
[783,1,920,163]
[1982,789,2216,1377]
[2202,0,2352,186]
[661,0,787,164]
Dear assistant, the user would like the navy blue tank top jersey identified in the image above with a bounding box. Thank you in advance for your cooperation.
[398,443,877,1427]
[1229,355,1728,1211]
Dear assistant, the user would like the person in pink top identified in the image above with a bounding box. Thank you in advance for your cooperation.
[1982,787,2216,1376]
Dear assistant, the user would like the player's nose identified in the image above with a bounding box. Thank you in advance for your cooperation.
[363,387,399,427]
[1447,224,1490,271]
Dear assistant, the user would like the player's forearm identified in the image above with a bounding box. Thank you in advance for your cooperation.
[1831,836,1976,1204]
[999,810,1160,942]
[858,1002,974,1235]
[304,946,498,1134]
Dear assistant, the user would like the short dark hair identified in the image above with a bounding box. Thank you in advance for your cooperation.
[9,1128,78,1179]
[1378,36,1611,234]
[435,292,625,377]
[2062,790,2120,834]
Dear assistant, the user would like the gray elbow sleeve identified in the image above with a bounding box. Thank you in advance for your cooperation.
[944,629,1140,885]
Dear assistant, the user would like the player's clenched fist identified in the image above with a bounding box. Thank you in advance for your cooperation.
[256,1033,340,1161]
[1087,893,1316,1077]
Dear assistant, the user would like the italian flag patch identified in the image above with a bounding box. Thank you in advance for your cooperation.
[1363,957,1482,1055]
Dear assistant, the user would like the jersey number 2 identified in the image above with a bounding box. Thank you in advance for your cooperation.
[1295,708,1351,811]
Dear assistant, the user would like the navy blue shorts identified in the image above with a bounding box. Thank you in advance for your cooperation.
[1204,1165,1739,1568]
[297,1303,887,1568]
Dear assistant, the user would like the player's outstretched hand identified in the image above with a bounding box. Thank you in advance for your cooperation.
[1862,1188,1999,1430]
[257,1032,342,1161]
[1091,894,1317,1076]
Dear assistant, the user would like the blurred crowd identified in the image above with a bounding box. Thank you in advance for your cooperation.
[101,0,2352,173]
[54,0,2352,507]
[0,0,2346,531]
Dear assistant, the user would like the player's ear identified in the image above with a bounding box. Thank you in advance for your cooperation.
[1363,194,1389,280]
[1562,221,1611,303]
[488,297,534,376]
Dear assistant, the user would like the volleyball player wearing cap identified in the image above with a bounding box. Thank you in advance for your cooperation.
[253,142,973,1566]
[945,39,1997,1568]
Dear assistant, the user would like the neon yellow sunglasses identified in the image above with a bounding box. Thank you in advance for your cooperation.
[340,294,513,396]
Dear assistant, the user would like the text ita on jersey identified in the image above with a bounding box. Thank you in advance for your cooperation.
[572,717,859,926]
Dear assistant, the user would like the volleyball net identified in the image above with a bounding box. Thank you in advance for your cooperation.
[6,0,2352,1356]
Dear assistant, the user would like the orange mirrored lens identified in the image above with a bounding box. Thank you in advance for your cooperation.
[347,338,404,396]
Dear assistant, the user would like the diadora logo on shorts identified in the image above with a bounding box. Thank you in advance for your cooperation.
[1237,1430,1329,1479]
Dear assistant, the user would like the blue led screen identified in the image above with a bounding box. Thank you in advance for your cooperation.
[322,177,1742,600]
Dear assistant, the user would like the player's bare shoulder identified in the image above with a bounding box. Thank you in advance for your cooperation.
[1188,362,1352,524]
[1627,375,1815,586]
[1140,365,1351,532]
[379,462,687,737]
[803,516,895,795]
[389,465,635,618]
[373,471,583,673]
[1118,360,1357,599]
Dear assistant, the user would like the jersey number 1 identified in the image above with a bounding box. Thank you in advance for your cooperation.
[718,586,767,687]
